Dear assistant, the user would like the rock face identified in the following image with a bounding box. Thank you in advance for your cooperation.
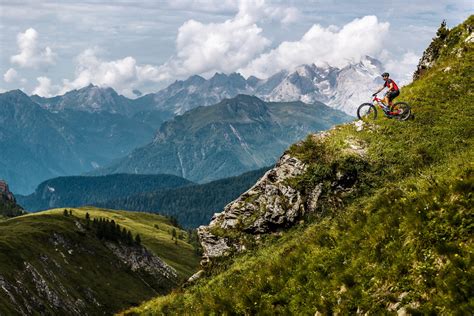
[0,180,15,202]
[198,153,308,265]
[0,180,24,217]
[198,128,367,266]
[413,21,450,81]
[106,242,178,284]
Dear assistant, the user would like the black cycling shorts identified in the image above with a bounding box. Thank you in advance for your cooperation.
[386,90,400,101]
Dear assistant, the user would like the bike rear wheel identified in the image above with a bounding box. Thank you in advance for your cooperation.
[391,102,411,121]
[357,103,377,120]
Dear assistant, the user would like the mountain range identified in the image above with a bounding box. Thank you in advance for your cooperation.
[1,57,379,193]
[0,89,156,194]
[137,55,382,116]
[94,94,352,182]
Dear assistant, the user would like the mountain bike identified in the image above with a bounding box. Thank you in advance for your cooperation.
[357,94,411,121]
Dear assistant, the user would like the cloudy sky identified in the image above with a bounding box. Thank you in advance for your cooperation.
[0,0,472,97]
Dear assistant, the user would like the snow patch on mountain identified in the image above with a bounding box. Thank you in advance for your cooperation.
[257,56,383,115]
[141,56,383,117]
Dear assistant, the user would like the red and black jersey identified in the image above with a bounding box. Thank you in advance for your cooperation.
[383,79,399,91]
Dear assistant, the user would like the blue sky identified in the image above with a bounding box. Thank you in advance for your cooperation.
[0,0,472,97]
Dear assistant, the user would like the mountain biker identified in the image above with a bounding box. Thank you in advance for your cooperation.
[372,72,400,111]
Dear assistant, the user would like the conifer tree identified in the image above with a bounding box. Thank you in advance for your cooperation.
[135,233,141,245]
[127,230,133,245]
[85,212,91,229]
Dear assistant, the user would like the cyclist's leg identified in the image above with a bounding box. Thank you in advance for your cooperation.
[389,91,400,113]
[383,93,390,107]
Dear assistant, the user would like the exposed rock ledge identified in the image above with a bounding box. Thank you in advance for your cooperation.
[106,242,178,285]
[198,152,309,266]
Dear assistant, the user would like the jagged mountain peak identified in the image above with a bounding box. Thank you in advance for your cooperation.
[31,84,132,114]
[293,63,318,77]
[68,84,121,100]
[259,56,383,115]
[185,74,206,85]
[360,55,383,69]
[2,89,31,100]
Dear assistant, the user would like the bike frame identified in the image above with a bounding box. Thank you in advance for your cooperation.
[372,95,390,112]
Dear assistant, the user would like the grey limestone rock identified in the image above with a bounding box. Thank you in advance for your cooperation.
[198,152,308,266]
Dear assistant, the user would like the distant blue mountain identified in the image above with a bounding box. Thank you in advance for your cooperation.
[0,88,157,194]
[95,94,352,183]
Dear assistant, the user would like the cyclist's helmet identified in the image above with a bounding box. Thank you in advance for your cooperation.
[381,72,389,77]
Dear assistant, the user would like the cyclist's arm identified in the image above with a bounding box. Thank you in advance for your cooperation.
[373,86,384,95]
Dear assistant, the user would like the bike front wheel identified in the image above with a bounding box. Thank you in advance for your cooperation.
[357,103,377,121]
[391,102,411,121]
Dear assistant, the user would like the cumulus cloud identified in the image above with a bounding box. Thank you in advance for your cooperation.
[157,2,271,80]
[10,28,56,68]
[53,0,289,95]
[32,76,59,97]
[3,68,18,83]
[239,16,390,78]
[59,48,161,97]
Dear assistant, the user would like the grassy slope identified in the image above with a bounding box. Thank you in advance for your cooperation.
[0,207,200,314]
[125,17,473,315]
[25,207,200,278]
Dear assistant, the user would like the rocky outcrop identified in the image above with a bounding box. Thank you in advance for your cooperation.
[413,21,449,81]
[0,180,24,217]
[414,19,473,81]
[106,242,179,286]
[0,180,15,201]
[198,128,368,267]
[198,153,307,265]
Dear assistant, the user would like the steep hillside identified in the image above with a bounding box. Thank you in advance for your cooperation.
[97,95,351,183]
[99,167,270,228]
[125,16,473,315]
[18,174,193,212]
[0,207,200,315]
